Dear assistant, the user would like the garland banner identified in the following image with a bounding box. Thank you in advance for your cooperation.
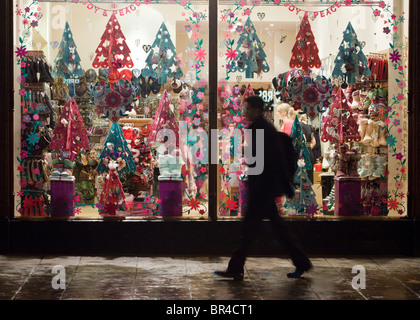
[73,0,152,17]
[284,1,342,18]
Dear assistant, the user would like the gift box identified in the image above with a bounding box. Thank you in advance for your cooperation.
[50,176,75,217]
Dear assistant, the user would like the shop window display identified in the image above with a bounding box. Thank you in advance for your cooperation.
[14,0,209,219]
[13,0,409,220]
[217,0,408,218]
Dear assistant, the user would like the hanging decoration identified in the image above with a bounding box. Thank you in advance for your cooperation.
[52,21,84,80]
[287,73,332,121]
[234,17,270,79]
[77,0,149,17]
[142,22,184,85]
[332,21,371,85]
[92,79,136,124]
[289,13,322,74]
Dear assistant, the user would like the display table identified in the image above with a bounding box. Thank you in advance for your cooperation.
[50,175,75,217]
[334,177,362,216]
[158,177,183,217]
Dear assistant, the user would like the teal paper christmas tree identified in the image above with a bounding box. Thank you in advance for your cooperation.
[332,22,371,84]
[234,17,270,78]
[142,22,184,85]
[284,164,318,216]
[96,122,137,174]
[284,116,318,215]
[52,21,84,79]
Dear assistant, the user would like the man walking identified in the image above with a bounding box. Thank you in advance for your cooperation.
[215,95,312,281]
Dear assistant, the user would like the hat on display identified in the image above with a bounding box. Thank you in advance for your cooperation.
[85,69,97,83]
[119,69,132,82]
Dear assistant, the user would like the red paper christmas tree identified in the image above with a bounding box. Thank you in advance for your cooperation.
[50,97,90,153]
[148,90,179,152]
[321,88,361,144]
[92,14,134,87]
[290,13,322,75]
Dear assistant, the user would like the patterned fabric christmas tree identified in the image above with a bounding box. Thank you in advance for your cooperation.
[148,90,179,152]
[284,116,318,215]
[96,122,137,174]
[235,17,270,79]
[92,14,134,87]
[321,88,361,143]
[289,13,322,75]
[332,22,371,84]
[52,21,84,79]
[142,22,184,85]
[50,97,90,153]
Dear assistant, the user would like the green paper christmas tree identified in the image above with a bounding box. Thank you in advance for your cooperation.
[234,17,270,78]
[52,21,84,79]
[284,116,318,215]
[96,122,137,174]
[332,22,371,84]
[142,22,184,85]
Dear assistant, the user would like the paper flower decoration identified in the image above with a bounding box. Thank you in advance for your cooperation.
[92,78,135,123]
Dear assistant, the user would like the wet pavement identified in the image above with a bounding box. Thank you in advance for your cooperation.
[0,255,419,300]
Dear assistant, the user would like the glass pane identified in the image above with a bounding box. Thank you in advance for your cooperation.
[13,0,209,219]
[216,0,409,218]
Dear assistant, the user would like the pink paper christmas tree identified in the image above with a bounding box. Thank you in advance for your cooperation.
[148,90,179,152]
[321,88,361,144]
[50,97,90,153]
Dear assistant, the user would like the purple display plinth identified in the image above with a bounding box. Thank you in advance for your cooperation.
[334,177,362,216]
[50,176,75,217]
[158,178,183,217]
[239,179,248,216]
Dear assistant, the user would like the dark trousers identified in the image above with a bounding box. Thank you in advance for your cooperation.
[228,194,311,273]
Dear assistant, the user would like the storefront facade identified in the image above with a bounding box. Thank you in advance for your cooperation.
[0,0,419,256]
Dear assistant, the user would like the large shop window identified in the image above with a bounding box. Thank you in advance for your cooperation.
[14,0,210,219]
[13,0,409,220]
[216,0,409,219]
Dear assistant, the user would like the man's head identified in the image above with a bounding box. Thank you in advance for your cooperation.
[244,95,264,121]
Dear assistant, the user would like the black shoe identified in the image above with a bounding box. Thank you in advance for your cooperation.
[287,262,313,279]
[214,270,244,281]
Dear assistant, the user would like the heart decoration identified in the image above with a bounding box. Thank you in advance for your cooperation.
[261,42,266,48]
[92,79,136,124]
[143,44,151,53]
[257,12,265,21]
[135,39,141,47]
[50,41,59,50]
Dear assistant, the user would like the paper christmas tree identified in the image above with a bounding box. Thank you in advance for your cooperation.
[92,14,134,87]
[52,21,84,79]
[284,162,318,216]
[49,98,90,153]
[96,122,137,174]
[148,90,179,152]
[290,115,313,172]
[284,117,318,215]
[234,17,270,78]
[321,88,361,143]
[289,13,322,75]
[142,22,184,85]
[332,22,371,84]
